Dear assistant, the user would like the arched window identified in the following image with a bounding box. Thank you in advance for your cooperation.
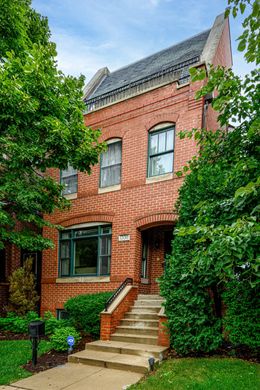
[148,124,175,177]
[100,138,122,188]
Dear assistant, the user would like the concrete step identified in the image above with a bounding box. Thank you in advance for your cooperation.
[138,294,163,300]
[68,349,152,374]
[121,319,159,328]
[116,326,158,336]
[111,333,158,345]
[125,312,158,320]
[134,300,163,307]
[130,306,160,313]
[85,340,168,359]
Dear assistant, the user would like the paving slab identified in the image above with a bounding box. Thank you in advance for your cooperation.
[9,363,142,390]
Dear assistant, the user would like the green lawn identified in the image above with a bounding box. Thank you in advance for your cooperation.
[130,357,260,390]
[0,339,51,385]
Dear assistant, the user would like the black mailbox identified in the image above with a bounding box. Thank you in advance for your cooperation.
[28,320,45,338]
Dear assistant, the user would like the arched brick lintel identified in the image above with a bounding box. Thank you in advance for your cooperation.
[58,213,114,227]
[135,212,178,230]
[145,113,179,131]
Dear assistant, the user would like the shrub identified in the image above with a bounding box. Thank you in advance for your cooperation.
[8,258,39,315]
[223,280,260,350]
[50,326,81,351]
[0,311,40,333]
[64,291,113,338]
[43,311,70,335]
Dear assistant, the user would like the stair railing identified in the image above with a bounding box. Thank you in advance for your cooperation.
[104,277,133,311]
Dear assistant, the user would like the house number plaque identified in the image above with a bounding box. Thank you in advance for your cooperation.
[118,234,130,242]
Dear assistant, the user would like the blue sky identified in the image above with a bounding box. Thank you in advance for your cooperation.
[32,0,252,82]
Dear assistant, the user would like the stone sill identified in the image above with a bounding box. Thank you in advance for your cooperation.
[56,276,110,284]
[146,173,173,184]
[64,193,77,200]
[98,184,121,194]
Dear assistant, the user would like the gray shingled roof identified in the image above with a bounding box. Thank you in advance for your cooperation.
[87,29,210,101]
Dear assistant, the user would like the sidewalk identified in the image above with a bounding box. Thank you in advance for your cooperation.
[0,363,143,390]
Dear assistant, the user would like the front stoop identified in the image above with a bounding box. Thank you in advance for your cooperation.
[69,294,169,374]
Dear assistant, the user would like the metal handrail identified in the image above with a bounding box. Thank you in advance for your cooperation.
[105,277,133,311]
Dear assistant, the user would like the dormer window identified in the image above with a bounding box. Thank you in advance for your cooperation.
[61,165,78,195]
[100,139,122,188]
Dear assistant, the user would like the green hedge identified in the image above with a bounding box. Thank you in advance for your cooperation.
[0,311,70,335]
[64,291,113,338]
[223,280,260,350]
[0,311,40,333]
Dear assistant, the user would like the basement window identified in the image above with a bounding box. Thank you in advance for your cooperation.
[59,225,112,277]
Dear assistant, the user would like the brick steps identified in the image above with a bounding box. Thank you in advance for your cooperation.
[69,294,168,373]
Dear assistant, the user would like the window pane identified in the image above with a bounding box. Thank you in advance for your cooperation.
[166,129,174,151]
[101,226,111,235]
[158,132,166,153]
[61,165,77,178]
[60,241,70,258]
[61,259,70,276]
[100,236,111,256]
[74,237,98,275]
[61,174,77,194]
[74,228,98,237]
[100,165,121,187]
[150,133,158,155]
[101,142,121,168]
[100,256,110,275]
[149,152,173,176]
[61,232,70,240]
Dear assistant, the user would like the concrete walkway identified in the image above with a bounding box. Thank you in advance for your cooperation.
[0,363,143,390]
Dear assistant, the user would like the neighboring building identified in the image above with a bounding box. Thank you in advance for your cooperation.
[0,14,232,316]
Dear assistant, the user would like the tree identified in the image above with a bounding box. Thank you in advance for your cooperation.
[160,0,259,355]
[0,0,105,251]
[8,257,39,315]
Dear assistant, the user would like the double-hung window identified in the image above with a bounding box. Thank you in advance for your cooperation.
[59,225,111,277]
[61,165,77,195]
[100,140,122,188]
[148,126,175,177]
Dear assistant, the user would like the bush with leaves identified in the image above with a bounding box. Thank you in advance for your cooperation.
[43,311,70,335]
[0,311,40,333]
[64,292,112,338]
[160,0,259,355]
[8,258,39,315]
[222,280,260,350]
[50,326,81,352]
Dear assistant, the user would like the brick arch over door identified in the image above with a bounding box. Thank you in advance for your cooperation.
[135,212,177,230]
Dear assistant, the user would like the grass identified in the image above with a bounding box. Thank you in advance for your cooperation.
[0,339,51,385]
[130,357,260,390]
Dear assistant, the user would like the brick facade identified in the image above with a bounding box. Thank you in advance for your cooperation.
[2,16,232,330]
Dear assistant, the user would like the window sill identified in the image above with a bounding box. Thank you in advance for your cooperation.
[56,276,110,283]
[98,184,121,194]
[146,173,173,184]
[63,193,77,200]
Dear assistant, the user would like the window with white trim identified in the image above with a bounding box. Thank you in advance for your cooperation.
[61,165,77,195]
[148,125,175,177]
[59,225,111,277]
[100,140,122,188]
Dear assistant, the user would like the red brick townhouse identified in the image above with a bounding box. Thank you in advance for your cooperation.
[0,14,232,318]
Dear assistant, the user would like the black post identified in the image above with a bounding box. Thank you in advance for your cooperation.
[32,337,38,367]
